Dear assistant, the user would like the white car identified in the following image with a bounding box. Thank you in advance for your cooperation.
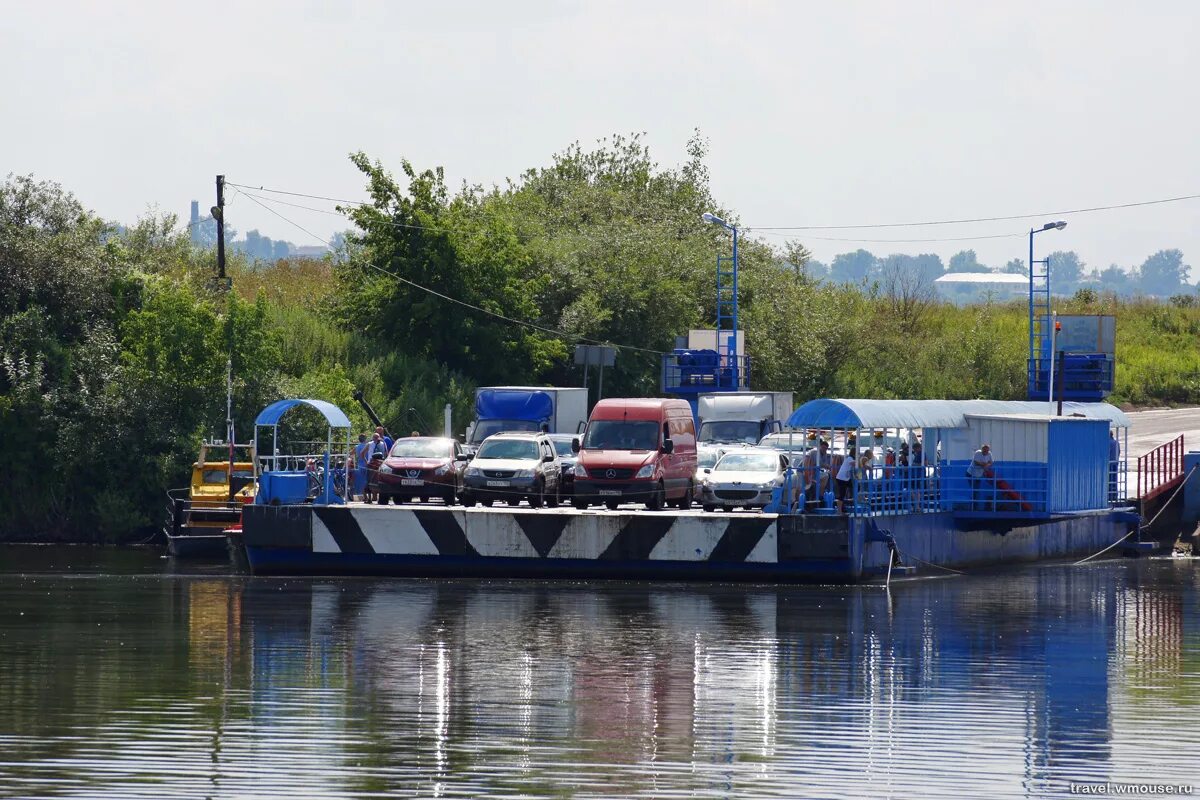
[695,443,756,500]
[699,448,790,512]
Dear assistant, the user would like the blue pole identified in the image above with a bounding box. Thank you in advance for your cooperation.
[1028,228,1035,369]
[731,224,739,388]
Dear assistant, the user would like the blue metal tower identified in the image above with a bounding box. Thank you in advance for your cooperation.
[661,212,749,414]
[1027,221,1114,402]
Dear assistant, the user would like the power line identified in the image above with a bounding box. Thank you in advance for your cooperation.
[752,229,1026,244]
[229,178,1200,231]
[749,192,1200,231]
[238,187,1029,245]
[235,190,669,357]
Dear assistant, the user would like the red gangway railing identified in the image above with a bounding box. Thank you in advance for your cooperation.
[1136,434,1185,500]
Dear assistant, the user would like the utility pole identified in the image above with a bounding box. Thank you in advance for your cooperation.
[213,175,227,283]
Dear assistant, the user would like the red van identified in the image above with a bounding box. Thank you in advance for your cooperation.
[571,398,697,510]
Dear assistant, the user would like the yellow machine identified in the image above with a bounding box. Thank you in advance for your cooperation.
[167,441,257,557]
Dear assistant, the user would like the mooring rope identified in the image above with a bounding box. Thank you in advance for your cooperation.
[1073,464,1198,566]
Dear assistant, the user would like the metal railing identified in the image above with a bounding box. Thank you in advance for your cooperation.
[782,462,1052,517]
[1136,434,1185,500]
[661,352,751,392]
[848,465,939,516]
[937,464,1048,514]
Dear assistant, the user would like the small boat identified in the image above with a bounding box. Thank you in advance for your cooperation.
[165,440,256,558]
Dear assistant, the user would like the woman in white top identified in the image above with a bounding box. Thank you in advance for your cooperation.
[835,447,855,513]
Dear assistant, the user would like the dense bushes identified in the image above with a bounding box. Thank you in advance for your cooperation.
[3,144,1198,542]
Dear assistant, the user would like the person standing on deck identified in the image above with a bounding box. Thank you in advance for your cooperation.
[802,440,830,508]
[353,433,370,500]
[969,444,993,510]
[835,446,855,513]
[376,426,394,453]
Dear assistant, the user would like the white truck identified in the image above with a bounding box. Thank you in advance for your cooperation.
[465,386,589,449]
[696,391,795,446]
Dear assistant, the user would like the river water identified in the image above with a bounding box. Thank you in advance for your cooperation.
[0,547,1197,799]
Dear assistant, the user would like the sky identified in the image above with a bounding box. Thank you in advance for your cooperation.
[3,1,1198,277]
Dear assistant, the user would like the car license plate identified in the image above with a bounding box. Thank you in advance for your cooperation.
[401,479,423,486]
[598,489,622,496]
[486,480,510,487]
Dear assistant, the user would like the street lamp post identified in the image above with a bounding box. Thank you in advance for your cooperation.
[1028,220,1067,405]
[702,212,739,388]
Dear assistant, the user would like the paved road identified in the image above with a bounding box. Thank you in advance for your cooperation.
[1125,407,1200,458]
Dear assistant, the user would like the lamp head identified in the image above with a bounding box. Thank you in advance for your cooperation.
[702,212,727,227]
[1040,220,1067,231]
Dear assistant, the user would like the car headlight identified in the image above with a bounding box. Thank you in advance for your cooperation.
[465,467,480,477]
[635,464,655,479]
[573,463,588,478]
[759,481,776,490]
[513,469,534,478]
[379,464,393,474]
[433,465,450,476]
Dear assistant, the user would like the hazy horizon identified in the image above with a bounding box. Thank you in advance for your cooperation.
[4,1,1198,277]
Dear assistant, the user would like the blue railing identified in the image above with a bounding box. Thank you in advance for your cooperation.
[939,463,1048,514]
[661,349,750,394]
[848,465,940,516]
[778,462,1056,517]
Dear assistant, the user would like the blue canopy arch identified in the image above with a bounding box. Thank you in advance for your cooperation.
[785,398,1129,431]
[254,398,353,429]
[253,399,354,505]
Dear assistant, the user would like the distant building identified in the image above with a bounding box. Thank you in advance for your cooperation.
[189,200,201,245]
[934,272,1026,304]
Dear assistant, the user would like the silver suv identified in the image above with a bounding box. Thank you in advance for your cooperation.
[462,432,564,508]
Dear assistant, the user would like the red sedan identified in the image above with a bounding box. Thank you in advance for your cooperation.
[371,437,470,505]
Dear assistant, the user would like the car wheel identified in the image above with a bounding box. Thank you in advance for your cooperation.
[677,481,693,510]
[546,484,560,508]
[444,491,458,506]
[377,493,390,506]
[702,504,717,513]
[604,500,619,510]
[573,498,589,510]
[722,505,733,513]
[481,498,494,508]
[529,482,545,509]
[645,482,665,511]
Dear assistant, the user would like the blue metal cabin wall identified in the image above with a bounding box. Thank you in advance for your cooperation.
[1047,419,1108,511]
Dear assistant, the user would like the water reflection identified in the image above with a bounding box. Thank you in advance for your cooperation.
[0,548,1197,798]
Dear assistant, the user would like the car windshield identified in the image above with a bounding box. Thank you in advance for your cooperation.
[476,439,540,460]
[389,439,454,458]
[583,420,659,451]
[470,419,540,445]
[714,453,778,472]
[700,420,761,445]
[549,438,576,457]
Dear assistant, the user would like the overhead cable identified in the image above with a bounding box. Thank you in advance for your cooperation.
[235,190,669,357]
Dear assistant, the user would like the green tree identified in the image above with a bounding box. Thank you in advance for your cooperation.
[830,249,878,283]
[948,249,990,273]
[1137,249,1190,296]
[1046,250,1084,294]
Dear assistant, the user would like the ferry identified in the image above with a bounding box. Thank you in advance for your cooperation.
[230,393,1196,582]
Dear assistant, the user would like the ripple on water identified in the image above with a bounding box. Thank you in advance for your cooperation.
[0,552,1198,798]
